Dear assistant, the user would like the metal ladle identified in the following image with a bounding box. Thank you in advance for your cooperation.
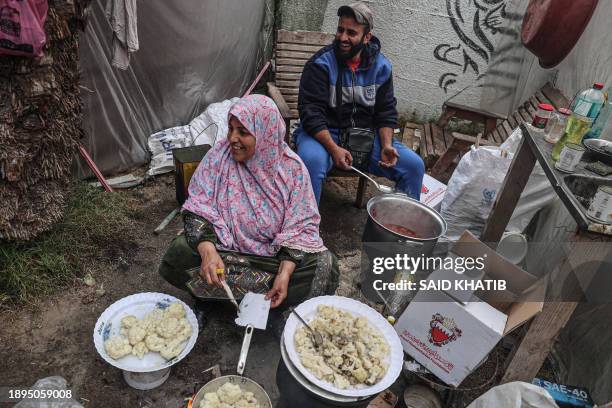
[350,166,394,194]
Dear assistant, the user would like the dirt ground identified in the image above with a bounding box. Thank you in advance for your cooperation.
[0,173,377,408]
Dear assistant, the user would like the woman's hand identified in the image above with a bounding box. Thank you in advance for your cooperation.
[266,260,296,308]
[197,241,225,288]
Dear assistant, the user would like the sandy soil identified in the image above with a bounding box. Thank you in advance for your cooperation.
[0,173,375,408]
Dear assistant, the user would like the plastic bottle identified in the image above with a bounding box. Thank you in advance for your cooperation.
[551,112,592,161]
[571,82,606,120]
[586,87,610,139]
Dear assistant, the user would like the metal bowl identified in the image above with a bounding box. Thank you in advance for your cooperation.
[191,375,272,408]
[583,138,612,165]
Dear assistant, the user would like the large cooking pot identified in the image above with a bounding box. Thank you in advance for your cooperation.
[361,194,447,301]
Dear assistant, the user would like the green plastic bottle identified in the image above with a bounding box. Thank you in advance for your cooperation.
[551,113,592,161]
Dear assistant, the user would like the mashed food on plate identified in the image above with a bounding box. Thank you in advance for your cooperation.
[294,305,389,389]
[200,382,260,408]
[103,301,192,361]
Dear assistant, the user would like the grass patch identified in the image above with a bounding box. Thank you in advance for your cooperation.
[0,183,139,305]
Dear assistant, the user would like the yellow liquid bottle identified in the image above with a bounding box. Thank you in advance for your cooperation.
[551,114,592,161]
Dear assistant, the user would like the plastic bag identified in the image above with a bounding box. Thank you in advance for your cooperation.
[0,0,48,57]
[189,97,239,146]
[14,376,83,408]
[146,98,238,176]
[440,127,555,241]
[467,382,559,408]
[440,145,513,241]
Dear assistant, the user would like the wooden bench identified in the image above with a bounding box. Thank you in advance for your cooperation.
[428,82,570,180]
[267,29,369,208]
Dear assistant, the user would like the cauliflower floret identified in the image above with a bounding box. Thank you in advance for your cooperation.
[160,337,185,360]
[144,333,166,352]
[142,309,164,335]
[121,315,138,329]
[167,301,186,319]
[175,318,193,342]
[217,383,243,405]
[104,336,132,359]
[132,341,149,359]
[128,322,147,345]
[156,316,180,339]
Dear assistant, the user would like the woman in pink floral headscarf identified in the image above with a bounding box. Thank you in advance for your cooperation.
[159,95,338,330]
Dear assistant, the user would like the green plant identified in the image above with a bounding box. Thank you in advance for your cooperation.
[0,183,139,306]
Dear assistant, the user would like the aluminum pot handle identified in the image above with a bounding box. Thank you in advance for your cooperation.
[397,238,425,247]
[237,324,254,375]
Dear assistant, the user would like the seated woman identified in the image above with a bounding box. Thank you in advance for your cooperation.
[159,95,339,332]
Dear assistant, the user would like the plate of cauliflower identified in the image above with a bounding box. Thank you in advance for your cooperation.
[93,293,198,372]
[283,296,403,398]
[191,376,271,408]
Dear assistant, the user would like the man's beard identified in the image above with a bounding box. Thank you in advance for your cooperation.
[333,36,365,61]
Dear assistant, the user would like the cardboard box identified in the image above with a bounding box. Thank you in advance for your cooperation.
[394,231,544,387]
[420,174,446,211]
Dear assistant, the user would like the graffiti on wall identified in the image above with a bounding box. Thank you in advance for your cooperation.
[434,0,508,93]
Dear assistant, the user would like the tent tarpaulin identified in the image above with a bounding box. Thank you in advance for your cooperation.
[78,0,267,175]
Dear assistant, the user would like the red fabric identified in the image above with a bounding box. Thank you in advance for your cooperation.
[0,0,48,57]
[347,56,361,72]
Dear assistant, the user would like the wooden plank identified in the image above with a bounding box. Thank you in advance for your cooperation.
[490,128,502,144]
[277,50,316,60]
[401,125,415,148]
[502,302,577,383]
[528,96,540,112]
[501,232,610,383]
[502,121,514,140]
[541,82,570,109]
[267,82,290,118]
[412,126,423,153]
[431,123,446,156]
[278,87,299,95]
[276,79,300,88]
[524,100,537,119]
[404,122,422,130]
[276,65,304,74]
[513,111,526,127]
[288,102,297,110]
[535,90,554,107]
[277,30,334,46]
[276,43,323,53]
[518,106,532,123]
[289,109,299,118]
[283,94,298,103]
[276,72,301,81]
[481,130,537,244]
[507,113,518,129]
[423,123,437,166]
[444,100,507,120]
[443,128,453,149]
[496,124,509,141]
[276,58,308,66]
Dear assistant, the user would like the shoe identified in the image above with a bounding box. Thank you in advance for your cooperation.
[193,299,209,332]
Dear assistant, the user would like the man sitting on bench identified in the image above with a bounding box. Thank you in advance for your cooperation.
[294,2,424,204]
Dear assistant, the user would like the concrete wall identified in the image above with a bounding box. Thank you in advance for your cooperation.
[322,0,510,119]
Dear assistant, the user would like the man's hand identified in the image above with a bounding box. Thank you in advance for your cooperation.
[197,241,225,288]
[331,145,353,170]
[379,145,399,168]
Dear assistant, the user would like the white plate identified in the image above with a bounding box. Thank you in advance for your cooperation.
[93,292,198,373]
[282,295,403,398]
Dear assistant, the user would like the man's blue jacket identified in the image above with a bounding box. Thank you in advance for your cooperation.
[297,36,398,136]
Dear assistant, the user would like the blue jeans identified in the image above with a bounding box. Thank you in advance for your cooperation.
[294,127,425,204]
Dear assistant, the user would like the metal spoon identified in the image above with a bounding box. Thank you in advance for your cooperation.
[350,166,394,194]
[290,308,323,348]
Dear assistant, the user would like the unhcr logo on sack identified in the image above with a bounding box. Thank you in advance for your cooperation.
[481,188,496,206]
